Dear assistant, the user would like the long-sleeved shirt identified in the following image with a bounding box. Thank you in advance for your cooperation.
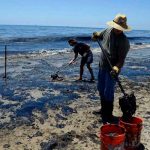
[97,28,130,70]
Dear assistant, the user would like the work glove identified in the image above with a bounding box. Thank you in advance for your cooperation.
[92,32,100,41]
[69,59,75,65]
[110,66,119,79]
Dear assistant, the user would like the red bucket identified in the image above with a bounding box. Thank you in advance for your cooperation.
[100,124,125,150]
[119,117,143,150]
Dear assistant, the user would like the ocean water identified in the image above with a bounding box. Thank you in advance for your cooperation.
[0,25,150,54]
[0,25,150,80]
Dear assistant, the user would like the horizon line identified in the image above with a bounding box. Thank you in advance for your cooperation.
[0,24,148,31]
[0,24,102,29]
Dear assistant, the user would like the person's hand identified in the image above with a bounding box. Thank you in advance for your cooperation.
[110,66,119,79]
[69,59,75,65]
[92,32,100,41]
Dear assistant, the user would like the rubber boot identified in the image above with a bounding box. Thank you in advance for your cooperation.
[106,101,114,121]
[105,101,119,124]
[92,109,101,115]
[101,100,109,124]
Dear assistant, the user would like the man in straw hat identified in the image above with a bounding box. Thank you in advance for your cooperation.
[92,14,131,124]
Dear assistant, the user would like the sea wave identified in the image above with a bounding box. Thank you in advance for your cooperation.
[92,43,150,52]
[128,36,150,41]
[1,35,150,44]
[131,43,150,50]
[0,36,91,44]
[0,43,149,57]
[0,48,72,58]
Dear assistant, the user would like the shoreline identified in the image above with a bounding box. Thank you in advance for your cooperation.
[0,50,150,149]
[0,42,150,57]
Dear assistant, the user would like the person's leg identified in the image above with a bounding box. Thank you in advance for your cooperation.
[102,70,117,123]
[87,64,95,80]
[104,71,116,102]
[97,68,117,124]
[97,68,105,96]
[79,57,86,80]
[95,68,106,115]
[79,64,84,80]
[86,51,94,80]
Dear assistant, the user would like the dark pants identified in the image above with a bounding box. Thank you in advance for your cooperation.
[97,68,116,123]
[79,51,94,80]
[81,51,93,66]
[97,68,116,102]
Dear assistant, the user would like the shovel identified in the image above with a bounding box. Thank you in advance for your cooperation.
[51,56,81,80]
[51,63,71,80]
[97,39,136,121]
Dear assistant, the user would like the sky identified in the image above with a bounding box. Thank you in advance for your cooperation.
[0,0,150,30]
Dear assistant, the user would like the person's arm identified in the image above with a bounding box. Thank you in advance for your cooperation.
[69,52,78,64]
[72,52,78,62]
[92,29,106,41]
[111,38,130,76]
[116,39,130,69]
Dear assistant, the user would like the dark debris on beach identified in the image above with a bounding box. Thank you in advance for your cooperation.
[0,52,150,149]
[0,54,98,129]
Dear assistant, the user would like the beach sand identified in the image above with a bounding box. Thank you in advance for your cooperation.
[0,51,150,150]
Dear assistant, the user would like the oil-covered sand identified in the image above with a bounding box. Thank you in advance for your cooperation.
[0,51,150,150]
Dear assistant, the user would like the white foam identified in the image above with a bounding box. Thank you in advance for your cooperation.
[91,48,101,53]
[130,43,150,50]
[128,66,147,70]
[0,43,150,60]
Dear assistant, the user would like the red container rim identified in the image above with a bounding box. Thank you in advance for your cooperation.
[100,124,126,137]
[100,124,126,145]
[120,117,143,127]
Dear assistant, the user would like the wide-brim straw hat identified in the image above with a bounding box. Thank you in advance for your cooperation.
[107,14,131,31]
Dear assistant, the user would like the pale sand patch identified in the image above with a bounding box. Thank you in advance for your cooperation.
[29,89,44,99]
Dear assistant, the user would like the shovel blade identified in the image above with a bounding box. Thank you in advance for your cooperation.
[119,92,136,121]
[51,74,59,80]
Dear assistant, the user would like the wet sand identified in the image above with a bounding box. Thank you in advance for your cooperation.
[0,51,150,150]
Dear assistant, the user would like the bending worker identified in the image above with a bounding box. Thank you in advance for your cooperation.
[92,14,131,123]
[68,39,95,81]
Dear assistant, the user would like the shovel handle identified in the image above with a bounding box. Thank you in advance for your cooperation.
[115,77,127,96]
[55,56,81,74]
[56,63,71,74]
